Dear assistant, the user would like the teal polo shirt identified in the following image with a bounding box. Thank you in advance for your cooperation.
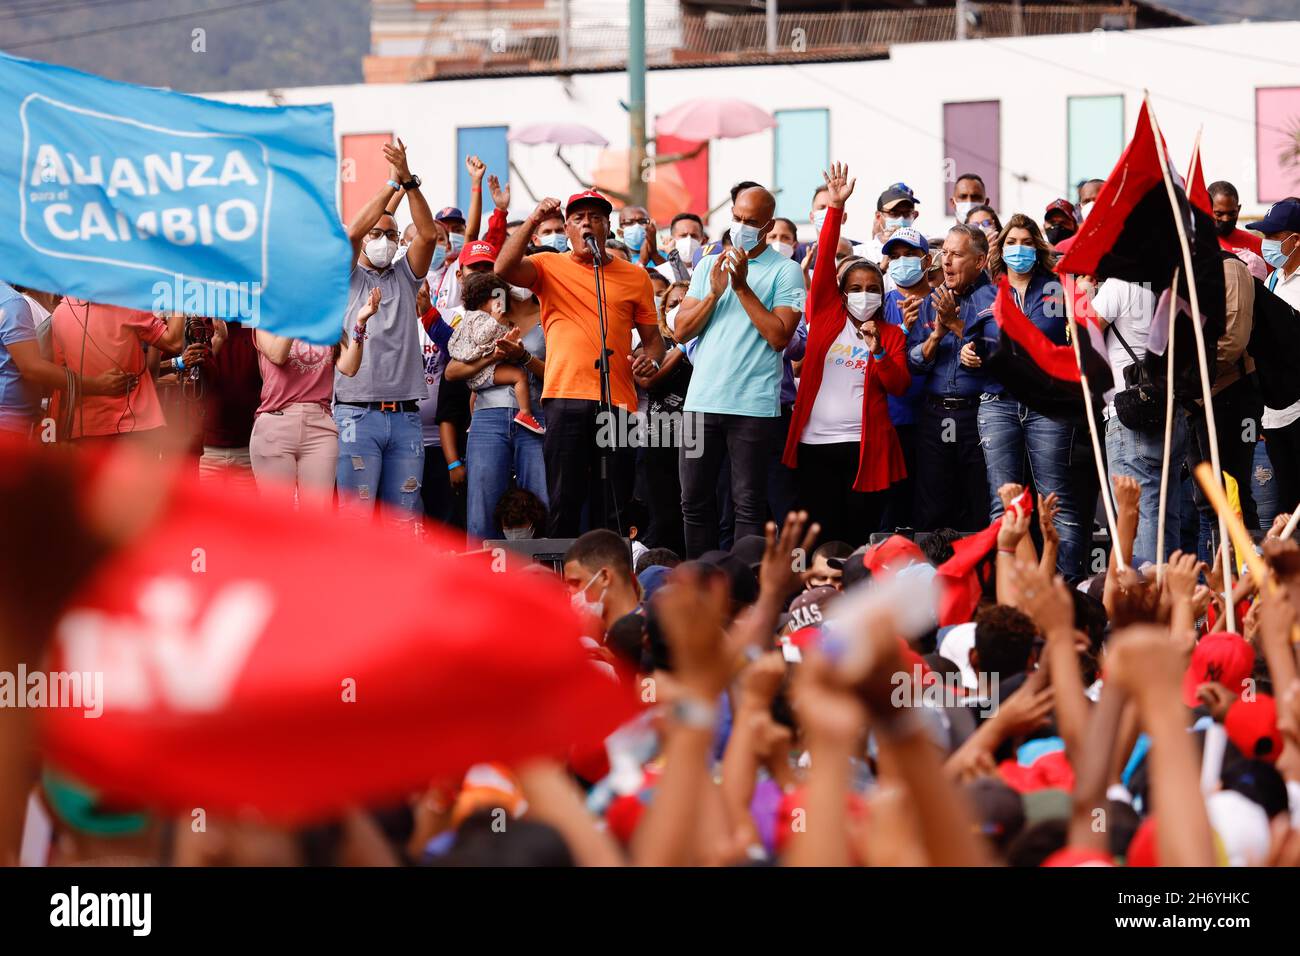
[683,245,805,418]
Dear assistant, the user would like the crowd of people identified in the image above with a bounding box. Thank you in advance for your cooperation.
[4,136,1300,870]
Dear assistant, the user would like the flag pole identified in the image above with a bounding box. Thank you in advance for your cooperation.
[1282,506,1300,540]
[1064,286,1127,570]
[1146,94,1235,631]
[1155,266,1179,579]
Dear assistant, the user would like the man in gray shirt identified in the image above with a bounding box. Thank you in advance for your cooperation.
[334,138,437,528]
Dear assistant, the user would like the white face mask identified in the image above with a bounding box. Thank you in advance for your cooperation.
[502,525,534,540]
[730,220,764,252]
[955,200,978,221]
[772,240,795,259]
[365,236,397,269]
[665,305,680,331]
[845,291,882,321]
[509,285,533,301]
[1079,201,1094,222]
[675,236,700,260]
[570,569,607,620]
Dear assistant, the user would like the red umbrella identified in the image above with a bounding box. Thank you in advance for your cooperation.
[655,97,776,142]
[36,458,635,825]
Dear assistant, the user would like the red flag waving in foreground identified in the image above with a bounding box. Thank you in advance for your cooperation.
[32,446,635,825]
[934,488,1032,627]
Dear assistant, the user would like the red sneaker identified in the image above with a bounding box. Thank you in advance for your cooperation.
[514,411,545,435]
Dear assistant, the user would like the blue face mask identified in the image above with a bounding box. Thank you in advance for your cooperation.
[1002,244,1038,275]
[1262,236,1292,269]
[730,220,764,252]
[539,232,569,253]
[811,208,827,231]
[429,244,447,271]
[622,223,646,251]
[888,255,925,288]
[885,214,914,231]
[449,232,465,254]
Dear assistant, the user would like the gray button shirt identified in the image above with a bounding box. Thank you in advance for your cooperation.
[334,256,426,403]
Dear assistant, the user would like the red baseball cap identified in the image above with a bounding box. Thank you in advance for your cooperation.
[1182,631,1255,708]
[1125,815,1158,866]
[1041,846,1114,867]
[1224,693,1283,763]
[1044,199,1078,225]
[862,535,926,577]
[461,240,498,266]
[565,189,613,218]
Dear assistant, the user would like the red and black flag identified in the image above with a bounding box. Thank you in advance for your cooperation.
[984,277,1112,421]
[1056,99,1225,401]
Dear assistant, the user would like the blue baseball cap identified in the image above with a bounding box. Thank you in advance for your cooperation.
[878,182,919,212]
[435,206,465,223]
[882,226,929,257]
[1245,198,1300,235]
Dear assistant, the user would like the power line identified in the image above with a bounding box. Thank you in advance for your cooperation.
[0,0,148,23]
[4,0,289,50]
[1122,24,1300,68]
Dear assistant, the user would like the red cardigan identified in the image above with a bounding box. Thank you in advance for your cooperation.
[782,205,911,493]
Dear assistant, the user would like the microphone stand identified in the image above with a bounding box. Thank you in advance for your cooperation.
[585,234,623,535]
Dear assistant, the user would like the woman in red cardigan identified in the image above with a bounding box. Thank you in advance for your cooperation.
[783,162,911,548]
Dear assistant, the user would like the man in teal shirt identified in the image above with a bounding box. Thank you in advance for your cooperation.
[673,184,805,556]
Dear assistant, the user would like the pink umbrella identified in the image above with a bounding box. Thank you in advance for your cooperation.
[509,122,609,147]
[655,98,776,142]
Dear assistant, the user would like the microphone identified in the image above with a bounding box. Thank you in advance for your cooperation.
[584,234,602,258]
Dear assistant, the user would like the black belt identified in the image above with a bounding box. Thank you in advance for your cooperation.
[337,400,419,413]
[925,394,978,411]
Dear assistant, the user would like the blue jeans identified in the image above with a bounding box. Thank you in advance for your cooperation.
[977,393,1088,580]
[334,404,425,527]
[466,405,548,542]
[1105,411,1188,567]
[1252,439,1279,533]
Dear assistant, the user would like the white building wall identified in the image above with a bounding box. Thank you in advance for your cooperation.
[212,22,1300,241]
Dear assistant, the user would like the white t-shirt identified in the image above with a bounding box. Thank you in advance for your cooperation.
[1091,278,1155,384]
[1263,267,1300,430]
[801,318,870,445]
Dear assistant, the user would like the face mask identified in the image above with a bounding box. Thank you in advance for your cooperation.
[539,232,569,252]
[1045,225,1074,246]
[731,220,764,252]
[772,241,795,259]
[430,245,447,271]
[665,305,679,331]
[845,291,882,321]
[1079,201,1094,222]
[449,232,466,254]
[811,208,827,231]
[364,236,397,269]
[1262,236,1292,269]
[502,525,533,540]
[509,285,533,301]
[1002,244,1038,275]
[1213,218,1236,239]
[885,214,914,231]
[622,223,646,251]
[888,256,925,288]
[570,570,607,620]
[955,200,977,221]
[675,236,699,261]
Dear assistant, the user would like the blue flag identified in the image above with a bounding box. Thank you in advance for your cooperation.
[0,52,351,344]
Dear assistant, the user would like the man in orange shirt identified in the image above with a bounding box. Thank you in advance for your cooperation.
[496,190,666,536]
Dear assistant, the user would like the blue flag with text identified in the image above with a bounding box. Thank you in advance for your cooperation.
[0,52,350,343]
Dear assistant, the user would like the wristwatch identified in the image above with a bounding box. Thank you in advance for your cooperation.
[400,174,422,191]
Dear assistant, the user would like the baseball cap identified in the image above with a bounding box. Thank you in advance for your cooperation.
[785,586,838,634]
[1041,846,1114,867]
[565,189,614,218]
[881,226,929,257]
[697,551,759,607]
[435,206,465,223]
[637,564,673,602]
[1044,199,1078,225]
[877,182,919,212]
[461,240,497,266]
[1245,197,1300,234]
[42,767,152,837]
[1206,789,1271,867]
[966,778,1026,850]
[1224,694,1283,763]
[730,534,768,572]
[938,622,979,691]
[863,534,927,577]
[1182,631,1255,708]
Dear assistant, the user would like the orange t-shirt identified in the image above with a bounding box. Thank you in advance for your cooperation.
[527,252,656,411]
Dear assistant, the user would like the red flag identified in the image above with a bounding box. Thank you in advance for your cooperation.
[1186,139,1212,216]
[36,454,636,825]
[934,489,1031,627]
[991,276,1080,382]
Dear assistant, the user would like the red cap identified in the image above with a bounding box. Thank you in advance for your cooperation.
[1042,846,1114,867]
[1126,815,1158,866]
[461,240,498,266]
[1224,693,1283,763]
[1182,631,1255,708]
[1044,198,1078,225]
[565,189,613,218]
[863,534,926,577]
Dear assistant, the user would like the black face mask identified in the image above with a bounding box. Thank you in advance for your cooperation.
[1214,217,1236,239]
[1045,224,1075,245]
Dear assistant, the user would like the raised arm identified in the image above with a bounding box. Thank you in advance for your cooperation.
[495,198,558,289]
[808,163,852,330]
[464,155,485,241]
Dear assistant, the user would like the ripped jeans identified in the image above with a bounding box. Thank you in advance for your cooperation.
[334,403,425,527]
[977,392,1088,581]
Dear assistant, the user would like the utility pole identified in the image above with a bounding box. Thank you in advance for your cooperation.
[956,0,968,41]
[628,0,648,208]
[559,0,570,67]
[766,0,778,54]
